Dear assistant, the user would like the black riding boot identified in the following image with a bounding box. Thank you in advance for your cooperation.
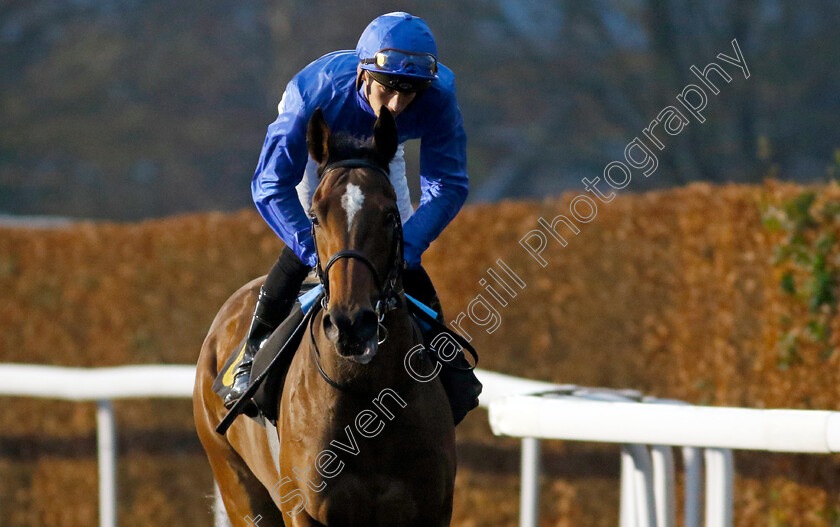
[222,287,294,409]
[404,266,481,425]
[222,246,312,409]
[403,266,445,323]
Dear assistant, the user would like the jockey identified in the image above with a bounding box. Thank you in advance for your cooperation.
[223,12,469,408]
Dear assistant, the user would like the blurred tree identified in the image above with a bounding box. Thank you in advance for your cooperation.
[0,0,838,217]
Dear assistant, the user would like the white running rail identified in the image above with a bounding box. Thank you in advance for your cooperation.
[489,390,840,527]
[489,394,840,453]
[1,364,838,527]
[0,365,195,527]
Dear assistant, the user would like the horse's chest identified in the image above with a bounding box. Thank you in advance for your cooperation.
[318,473,424,525]
[280,397,452,525]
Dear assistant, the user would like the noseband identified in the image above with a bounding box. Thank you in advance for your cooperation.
[309,159,405,321]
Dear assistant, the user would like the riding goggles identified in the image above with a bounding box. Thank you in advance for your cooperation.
[360,48,438,79]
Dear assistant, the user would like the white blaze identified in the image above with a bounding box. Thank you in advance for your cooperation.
[341,183,365,232]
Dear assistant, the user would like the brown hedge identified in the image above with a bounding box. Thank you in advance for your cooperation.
[1,181,839,526]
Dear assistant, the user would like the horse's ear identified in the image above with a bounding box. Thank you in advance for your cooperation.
[307,108,331,165]
[373,106,398,164]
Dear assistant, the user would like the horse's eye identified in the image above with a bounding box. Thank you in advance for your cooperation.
[310,215,319,226]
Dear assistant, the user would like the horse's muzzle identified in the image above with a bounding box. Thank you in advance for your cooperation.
[323,308,379,363]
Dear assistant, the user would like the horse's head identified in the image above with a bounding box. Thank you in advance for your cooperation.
[306,106,402,364]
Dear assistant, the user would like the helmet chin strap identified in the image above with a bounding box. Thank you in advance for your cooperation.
[355,69,365,92]
[355,71,381,116]
[356,71,376,113]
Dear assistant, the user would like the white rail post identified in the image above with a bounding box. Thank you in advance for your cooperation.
[619,446,638,527]
[642,396,693,527]
[96,399,117,527]
[519,437,541,527]
[704,448,734,527]
[681,447,703,527]
[651,445,676,527]
[626,443,658,527]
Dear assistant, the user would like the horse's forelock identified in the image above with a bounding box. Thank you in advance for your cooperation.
[313,132,397,219]
[319,133,390,176]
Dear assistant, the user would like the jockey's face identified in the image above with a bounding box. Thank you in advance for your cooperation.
[364,71,416,117]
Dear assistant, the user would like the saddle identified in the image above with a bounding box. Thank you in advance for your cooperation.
[213,282,482,434]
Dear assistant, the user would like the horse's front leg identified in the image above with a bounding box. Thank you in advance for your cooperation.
[198,433,286,526]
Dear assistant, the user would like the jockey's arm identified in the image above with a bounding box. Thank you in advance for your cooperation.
[251,83,318,268]
[402,97,469,269]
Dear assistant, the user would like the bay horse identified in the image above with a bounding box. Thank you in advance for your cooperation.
[194,107,456,526]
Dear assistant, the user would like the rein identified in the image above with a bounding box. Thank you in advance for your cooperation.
[308,300,377,396]
[320,158,388,179]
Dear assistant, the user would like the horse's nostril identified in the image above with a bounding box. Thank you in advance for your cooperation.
[354,309,378,341]
[323,312,338,342]
[324,308,378,351]
[324,310,353,343]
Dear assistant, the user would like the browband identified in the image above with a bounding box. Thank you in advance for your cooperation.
[321,159,389,179]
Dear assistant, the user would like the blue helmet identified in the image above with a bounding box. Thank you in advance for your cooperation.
[356,12,439,90]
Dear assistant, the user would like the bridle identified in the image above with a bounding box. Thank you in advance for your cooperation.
[307,158,407,393]
[308,158,405,327]
[215,158,412,430]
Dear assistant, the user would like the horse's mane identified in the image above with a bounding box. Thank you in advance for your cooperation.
[319,133,391,177]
